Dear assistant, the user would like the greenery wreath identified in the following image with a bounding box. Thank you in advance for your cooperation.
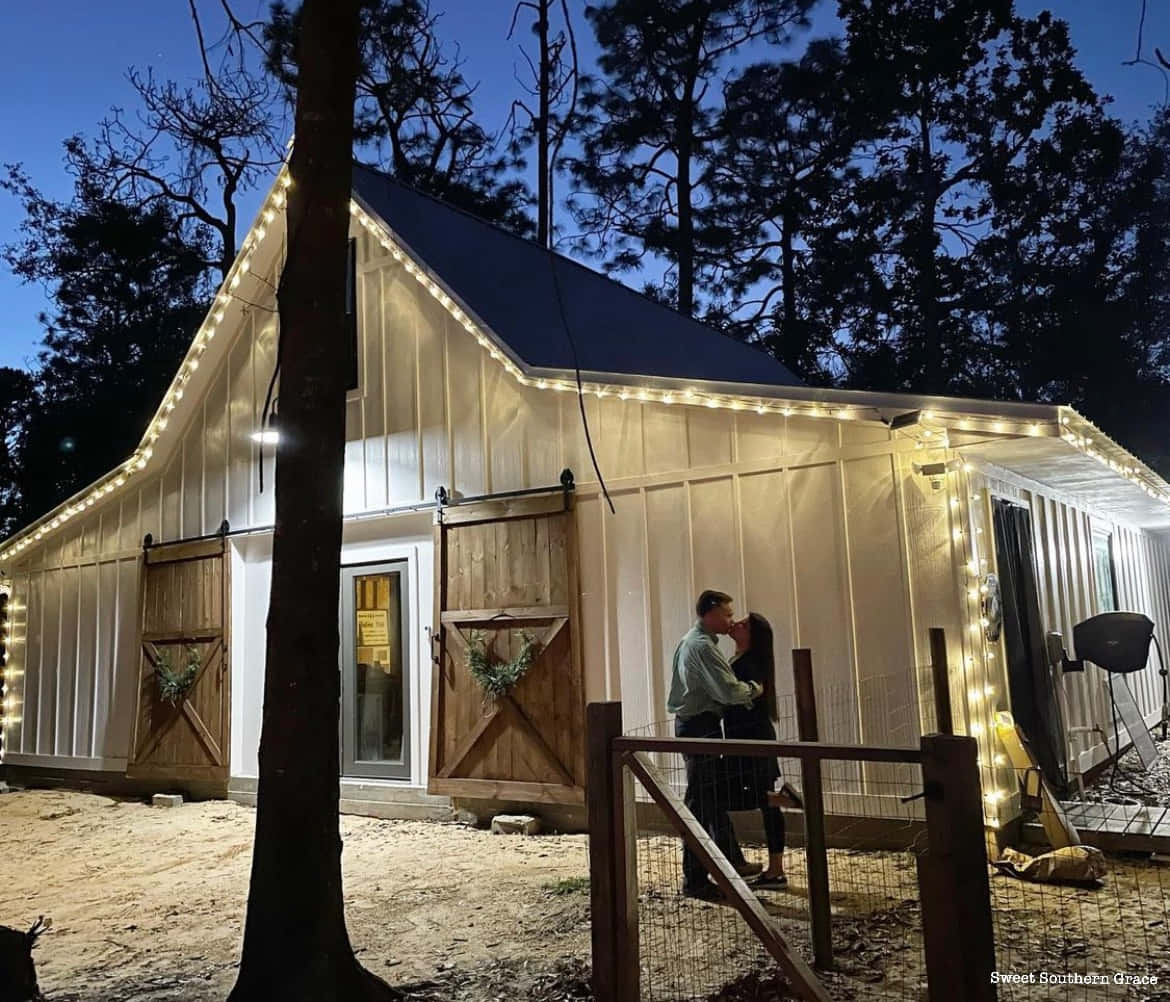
[155,645,202,706]
[466,630,542,699]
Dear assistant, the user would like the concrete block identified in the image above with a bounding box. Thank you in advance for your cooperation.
[152,793,184,809]
[490,813,540,836]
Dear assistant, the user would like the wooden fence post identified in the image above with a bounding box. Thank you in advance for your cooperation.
[792,649,833,970]
[928,628,954,736]
[918,734,997,1002]
[587,701,640,1002]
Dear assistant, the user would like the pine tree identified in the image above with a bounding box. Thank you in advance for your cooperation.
[569,0,814,317]
[836,2,1099,395]
[0,368,34,536]
[227,0,398,996]
[703,38,883,382]
[266,0,532,233]
[507,0,579,247]
[976,107,1170,475]
[1,169,209,520]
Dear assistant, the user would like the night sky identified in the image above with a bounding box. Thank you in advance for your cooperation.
[0,0,1166,371]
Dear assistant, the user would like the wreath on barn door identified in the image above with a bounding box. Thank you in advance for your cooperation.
[155,645,202,706]
[465,630,542,700]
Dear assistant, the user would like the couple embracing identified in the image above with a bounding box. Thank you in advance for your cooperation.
[667,589,801,902]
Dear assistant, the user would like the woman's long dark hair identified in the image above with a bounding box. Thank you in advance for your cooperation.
[747,612,778,721]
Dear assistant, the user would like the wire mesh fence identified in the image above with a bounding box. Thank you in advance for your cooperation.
[980,763,1170,1001]
[620,717,931,1002]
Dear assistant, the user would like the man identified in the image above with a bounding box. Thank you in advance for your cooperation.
[667,589,764,900]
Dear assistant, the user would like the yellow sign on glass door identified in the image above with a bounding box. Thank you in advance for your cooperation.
[356,609,390,647]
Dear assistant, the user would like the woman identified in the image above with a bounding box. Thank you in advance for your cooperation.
[723,612,799,890]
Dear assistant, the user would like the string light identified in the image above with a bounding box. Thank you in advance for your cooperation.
[4,171,1168,568]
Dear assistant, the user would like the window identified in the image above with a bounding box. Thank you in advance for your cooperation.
[1092,530,1119,612]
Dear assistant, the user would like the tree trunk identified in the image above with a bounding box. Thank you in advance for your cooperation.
[781,198,798,337]
[537,0,551,247]
[225,1,397,1000]
[675,27,705,319]
[917,83,941,393]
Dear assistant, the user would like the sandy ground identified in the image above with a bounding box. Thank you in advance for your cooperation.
[6,789,1170,1002]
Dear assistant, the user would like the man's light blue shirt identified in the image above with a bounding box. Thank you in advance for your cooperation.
[667,621,759,720]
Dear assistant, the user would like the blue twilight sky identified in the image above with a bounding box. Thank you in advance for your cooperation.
[0,0,1167,372]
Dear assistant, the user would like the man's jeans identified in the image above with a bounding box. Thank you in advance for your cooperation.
[675,711,735,892]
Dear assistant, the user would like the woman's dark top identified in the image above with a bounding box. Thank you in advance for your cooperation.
[723,650,774,738]
[722,649,780,797]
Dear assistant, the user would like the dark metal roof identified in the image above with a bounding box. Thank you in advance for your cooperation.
[352,165,802,387]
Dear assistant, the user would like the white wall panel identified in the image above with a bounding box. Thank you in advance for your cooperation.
[902,462,963,734]
[182,427,204,540]
[38,571,60,756]
[251,312,278,528]
[416,277,449,500]
[203,364,229,534]
[688,478,741,601]
[733,410,785,465]
[786,415,838,455]
[639,402,689,477]
[361,268,388,511]
[483,347,527,494]
[227,320,255,529]
[607,491,652,731]
[686,408,733,469]
[135,482,157,551]
[80,516,100,560]
[106,557,139,760]
[788,462,858,791]
[575,494,610,702]
[162,454,182,543]
[446,314,486,499]
[22,573,42,754]
[644,484,694,720]
[386,270,420,505]
[6,573,29,754]
[844,454,916,747]
[72,565,98,756]
[92,560,119,758]
[560,393,602,486]
[738,470,797,698]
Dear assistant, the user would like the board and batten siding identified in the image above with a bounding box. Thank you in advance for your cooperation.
[571,449,948,763]
[3,248,282,768]
[2,218,958,780]
[976,469,1170,778]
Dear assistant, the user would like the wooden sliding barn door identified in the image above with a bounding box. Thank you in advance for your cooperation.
[428,492,585,804]
[126,536,230,792]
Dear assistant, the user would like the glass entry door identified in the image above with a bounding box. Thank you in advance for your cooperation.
[341,561,410,779]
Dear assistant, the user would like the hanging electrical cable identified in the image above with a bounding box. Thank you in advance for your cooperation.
[547,253,615,515]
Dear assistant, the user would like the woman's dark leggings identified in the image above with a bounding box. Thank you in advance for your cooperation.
[724,767,787,862]
[759,800,786,855]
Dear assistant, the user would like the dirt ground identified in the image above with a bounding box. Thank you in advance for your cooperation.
[0,790,593,1001]
[7,788,1170,1002]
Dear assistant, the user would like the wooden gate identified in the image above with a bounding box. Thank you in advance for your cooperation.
[126,536,230,792]
[428,490,585,804]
